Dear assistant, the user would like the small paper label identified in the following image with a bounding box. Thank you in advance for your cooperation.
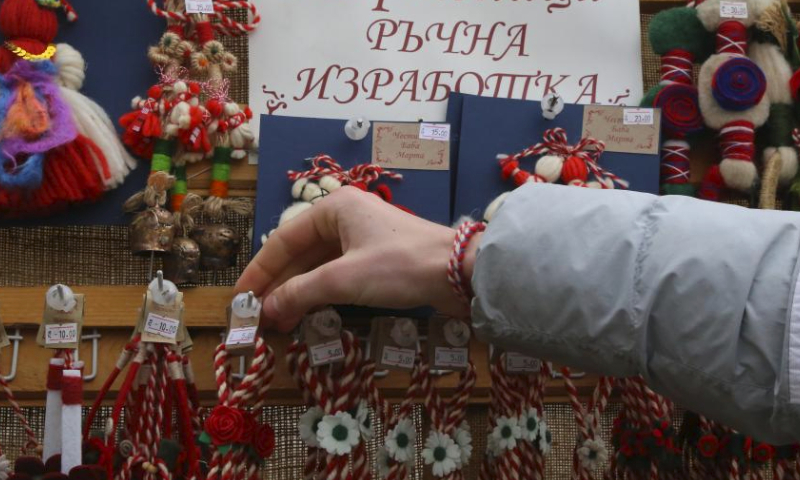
[372,122,450,171]
[623,108,654,126]
[309,339,345,366]
[186,0,214,14]
[720,1,747,18]
[434,347,469,369]
[226,326,258,346]
[381,346,416,369]
[144,313,180,340]
[419,123,450,142]
[45,323,78,345]
[505,353,542,374]
[582,106,661,155]
[38,294,84,349]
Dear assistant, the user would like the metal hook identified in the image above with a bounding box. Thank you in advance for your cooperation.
[360,336,389,379]
[219,332,247,380]
[79,329,101,382]
[418,334,453,377]
[550,366,586,379]
[0,329,22,382]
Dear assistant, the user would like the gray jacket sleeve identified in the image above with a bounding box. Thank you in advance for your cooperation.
[471,183,800,444]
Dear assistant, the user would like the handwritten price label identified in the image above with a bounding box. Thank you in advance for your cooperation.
[434,346,469,369]
[419,123,450,142]
[381,346,415,369]
[45,323,78,345]
[623,108,654,126]
[144,313,180,340]
[226,326,258,346]
[186,0,214,14]
[310,339,345,366]
[720,1,747,18]
[505,353,542,374]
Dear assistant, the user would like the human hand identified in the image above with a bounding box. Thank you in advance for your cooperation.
[236,186,480,332]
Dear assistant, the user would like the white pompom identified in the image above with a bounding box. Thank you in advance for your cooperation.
[278,202,313,226]
[535,155,564,183]
[224,102,240,115]
[319,175,342,193]
[53,43,86,90]
[291,178,309,199]
[301,183,324,203]
[720,159,758,192]
[173,81,188,94]
[484,192,510,223]
[586,181,602,189]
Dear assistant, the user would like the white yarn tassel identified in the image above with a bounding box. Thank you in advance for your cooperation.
[61,368,83,474]
[43,358,65,463]
[54,43,137,188]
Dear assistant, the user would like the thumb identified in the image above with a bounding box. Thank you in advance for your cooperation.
[260,257,359,333]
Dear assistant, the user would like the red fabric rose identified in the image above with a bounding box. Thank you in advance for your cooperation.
[252,423,276,459]
[204,406,245,446]
[238,411,257,444]
[698,434,719,458]
[752,443,775,463]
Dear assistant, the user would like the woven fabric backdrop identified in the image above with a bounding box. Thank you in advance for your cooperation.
[0,12,773,480]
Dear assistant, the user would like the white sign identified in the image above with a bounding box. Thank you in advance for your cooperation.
[186,0,213,14]
[144,313,180,340]
[434,346,469,369]
[505,353,542,374]
[720,1,747,19]
[45,323,78,345]
[310,339,345,366]
[623,108,654,126]
[419,123,451,142]
[248,0,643,150]
[226,326,258,346]
[381,346,416,369]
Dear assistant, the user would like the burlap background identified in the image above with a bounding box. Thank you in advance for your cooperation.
[0,12,777,480]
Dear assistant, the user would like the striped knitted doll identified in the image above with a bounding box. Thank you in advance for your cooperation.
[640,3,714,195]
[0,0,137,218]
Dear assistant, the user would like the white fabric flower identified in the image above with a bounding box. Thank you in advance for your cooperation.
[0,455,9,480]
[454,424,472,466]
[317,411,361,455]
[538,420,552,456]
[422,431,461,477]
[298,406,324,447]
[519,408,540,442]
[490,416,522,452]
[386,418,416,463]
[376,446,393,479]
[577,438,608,470]
[354,400,374,441]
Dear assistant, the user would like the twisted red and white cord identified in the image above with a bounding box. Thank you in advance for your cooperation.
[287,154,404,187]
[448,221,487,305]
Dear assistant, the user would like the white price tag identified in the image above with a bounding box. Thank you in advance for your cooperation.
[144,313,180,340]
[381,346,416,369]
[45,323,78,345]
[419,123,450,142]
[310,339,345,366]
[186,0,214,14]
[434,346,469,369]
[720,1,747,18]
[505,353,542,374]
[623,108,654,126]
[226,326,258,346]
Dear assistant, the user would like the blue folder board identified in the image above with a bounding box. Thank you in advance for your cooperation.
[0,0,164,227]
[453,94,660,222]
[253,115,452,257]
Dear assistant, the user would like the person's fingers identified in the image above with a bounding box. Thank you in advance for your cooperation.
[235,197,341,296]
[260,257,361,333]
[257,240,342,297]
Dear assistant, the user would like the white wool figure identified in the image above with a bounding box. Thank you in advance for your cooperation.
[483,192,509,223]
[300,182,325,204]
[534,155,564,183]
[318,175,342,194]
[224,103,257,160]
[278,202,313,226]
[166,102,192,137]
[291,178,309,200]
[54,43,136,188]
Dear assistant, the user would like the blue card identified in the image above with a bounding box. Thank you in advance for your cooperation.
[454,94,660,221]
[253,115,452,256]
[0,1,163,227]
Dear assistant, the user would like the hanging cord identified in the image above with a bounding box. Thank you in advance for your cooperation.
[563,368,614,480]
[146,0,260,36]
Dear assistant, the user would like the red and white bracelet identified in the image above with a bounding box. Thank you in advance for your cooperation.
[448,220,487,305]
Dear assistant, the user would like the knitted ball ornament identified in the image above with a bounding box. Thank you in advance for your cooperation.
[648,7,714,60]
[561,155,589,183]
[711,57,767,111]
[654,83,704,135]
[0,0,58,44]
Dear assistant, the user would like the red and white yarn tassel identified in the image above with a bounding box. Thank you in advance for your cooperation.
[43,357,65,462]
[167,352,200,480]
[0,374,38,453]
[61,368,83,474]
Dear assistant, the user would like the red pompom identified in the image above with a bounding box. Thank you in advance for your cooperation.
[372,184,393,203]
[561,155,588,183]
[512,170,530,186]
[244,107,253,119]
[698,165,724,201]
[206,99,223,117]
[0,0,58,44]
[147,85,163,99]
[500,159,519,181]
[188,82,201,95]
